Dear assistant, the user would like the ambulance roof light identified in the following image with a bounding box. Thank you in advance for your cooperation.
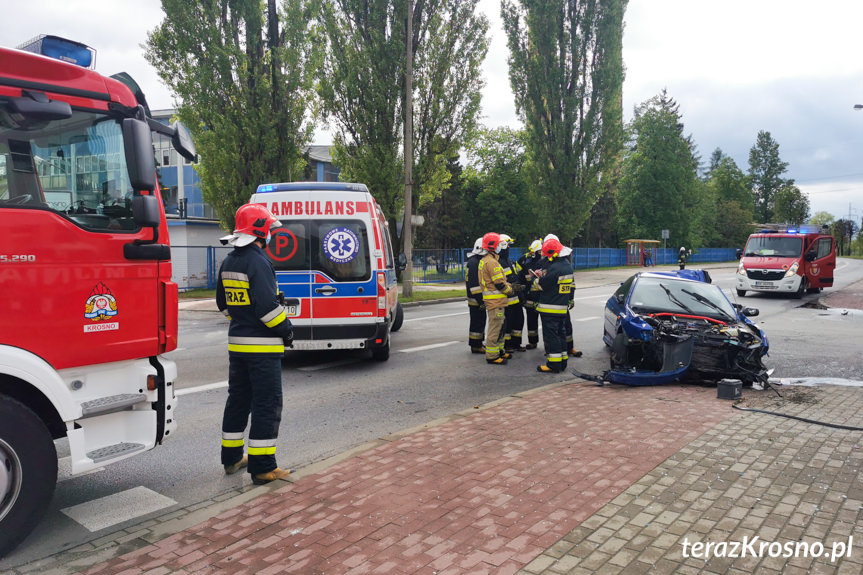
[256,182,370,194]
[17,35,96,69]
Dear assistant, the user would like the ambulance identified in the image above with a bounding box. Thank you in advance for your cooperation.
[249,182,403,360]
[736,224,836,298]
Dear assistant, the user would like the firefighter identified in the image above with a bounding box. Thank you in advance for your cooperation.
[479,232,517,365]
[678,246,687,270]
[544,234,582,358]
[465,237,487,354]
[499,233,526,353]
[216,203,294,485]
[535,237,573,373]
[518,239,544,349]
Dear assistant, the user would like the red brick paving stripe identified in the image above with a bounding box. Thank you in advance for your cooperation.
[82,383,733,575]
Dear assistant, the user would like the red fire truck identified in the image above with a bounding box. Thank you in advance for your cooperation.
[736,224,836,298]
[0,36,195,556]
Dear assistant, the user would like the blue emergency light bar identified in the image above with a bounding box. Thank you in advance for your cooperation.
[256,182,369,194]
[17,35,95,69]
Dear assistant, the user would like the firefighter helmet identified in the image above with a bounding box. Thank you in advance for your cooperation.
[542,238,564,259]
[528,239,543,254]
[499,233,514,249]
[221,203,282,247]
[482,232,502,254]
[471,237,487,256]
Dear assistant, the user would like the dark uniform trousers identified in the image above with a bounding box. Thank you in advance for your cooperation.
[539,313,567,372]
[468,298,486,350]
[505,301,525,351]
[221,355,283,475]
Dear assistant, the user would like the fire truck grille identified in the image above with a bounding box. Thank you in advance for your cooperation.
[746,269,785,281]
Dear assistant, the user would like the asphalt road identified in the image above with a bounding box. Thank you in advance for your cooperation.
[3,258,862,568]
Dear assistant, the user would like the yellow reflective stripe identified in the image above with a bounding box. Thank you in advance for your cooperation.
[490,272,506,281]
[483,293,506,299]
[228,344,285,353]
[221,439,244,448]
[536,305,567,314]
[248,446,277,455]
[223,279,250,288]
[263,309,287,328]
[469,286,482,294]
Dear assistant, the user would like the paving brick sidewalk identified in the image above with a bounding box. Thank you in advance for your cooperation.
[41,383,731,575]
[520,384,863,575]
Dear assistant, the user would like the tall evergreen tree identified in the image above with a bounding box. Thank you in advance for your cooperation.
[706,154,756,247]
[773,183,810,226]
[616,90,699,247]
[748,130,789,224]
[502,0,626,240]
[146,0,321,229]
[318,0,488,250]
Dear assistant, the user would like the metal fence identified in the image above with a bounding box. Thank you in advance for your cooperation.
[171,245,740,291]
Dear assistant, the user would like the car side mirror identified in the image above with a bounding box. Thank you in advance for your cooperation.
[615,293,625,304]
[742,307,759,317]
[735,248,743,260]
[397,252,407,272]
[804,250,816,262]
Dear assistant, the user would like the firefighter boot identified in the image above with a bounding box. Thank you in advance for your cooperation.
[252,467,292,485]
[499,351,513,360]
[570,348,583,358]
[537,365,560,374]
[487,357,508,365]
[471,346,486,354]
[224,455,248,475]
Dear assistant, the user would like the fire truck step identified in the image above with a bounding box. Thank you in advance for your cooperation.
[86,442,146,463]
[81,393,148,417]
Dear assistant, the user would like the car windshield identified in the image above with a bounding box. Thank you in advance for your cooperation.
[629,276,737,321]
[744,236,803,258]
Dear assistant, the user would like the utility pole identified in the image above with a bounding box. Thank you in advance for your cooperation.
[402,0,414,297]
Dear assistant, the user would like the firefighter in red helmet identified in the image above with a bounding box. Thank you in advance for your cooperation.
[478,232,515,365]
[535,238,573,373]
[217,203,293,484]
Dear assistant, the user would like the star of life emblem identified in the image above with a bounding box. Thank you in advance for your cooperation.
[323,227,360,264]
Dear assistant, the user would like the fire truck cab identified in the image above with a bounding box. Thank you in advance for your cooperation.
[736,225,836,298]
[0,36,195,556]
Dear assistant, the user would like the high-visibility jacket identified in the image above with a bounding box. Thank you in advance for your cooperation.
[465,253,484,307]
[479,253,513,311]
[216,244,294,356]
[536,256,573,315]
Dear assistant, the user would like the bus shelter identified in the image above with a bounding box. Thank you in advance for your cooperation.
[624,239,659,266]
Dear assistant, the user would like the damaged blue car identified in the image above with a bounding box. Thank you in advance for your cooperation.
[598,270,770,386]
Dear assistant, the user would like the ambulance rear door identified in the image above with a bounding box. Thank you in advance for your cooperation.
[263,191,313,340]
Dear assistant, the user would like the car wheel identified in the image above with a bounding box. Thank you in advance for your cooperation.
[0,397,58,557]
[736,289,746,297]
[793,278,806,299]
[371,339,390,361]
[390,302,404,332]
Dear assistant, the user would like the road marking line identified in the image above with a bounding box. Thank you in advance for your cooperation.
[61,486,176,532]
[400,341,460,353]
[404,311,468,322]
[574,316,600,322]
[175,381,228,396]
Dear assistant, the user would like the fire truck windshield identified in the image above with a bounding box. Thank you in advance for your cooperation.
[744,236,803,258]
[0,108,138,231]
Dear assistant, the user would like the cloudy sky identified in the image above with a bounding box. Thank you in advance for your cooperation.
[5,0,862,222]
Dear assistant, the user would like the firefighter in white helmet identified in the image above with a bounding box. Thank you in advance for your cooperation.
[465,237,487,354]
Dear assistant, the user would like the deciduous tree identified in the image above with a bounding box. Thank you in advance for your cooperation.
[502,0,626,240]
[318,0,488,250]
[748,130,788,223]
[616,91,699,247]
[146,0,321,229]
